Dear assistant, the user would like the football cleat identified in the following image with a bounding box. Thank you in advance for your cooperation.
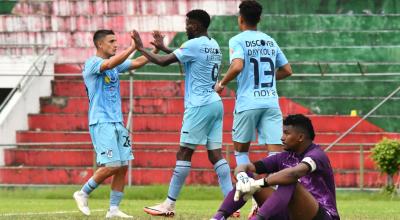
[143,202,176,217]
[73,191,90,216]
[231,210,241,218]
[106,208,133,218]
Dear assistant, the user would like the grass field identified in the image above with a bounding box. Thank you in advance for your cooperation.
[0,185,399,220]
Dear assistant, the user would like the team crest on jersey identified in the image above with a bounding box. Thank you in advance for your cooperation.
[104,76,111,84]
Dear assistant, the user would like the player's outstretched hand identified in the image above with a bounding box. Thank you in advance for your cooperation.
[151,31,166,51]
[131,30,144,51]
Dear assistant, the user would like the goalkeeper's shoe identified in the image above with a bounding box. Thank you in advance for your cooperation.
[73,191,90,216]
[247,204,259,220]
[106,208,133,218]
[231,210,241,218]
[143,202,175,217]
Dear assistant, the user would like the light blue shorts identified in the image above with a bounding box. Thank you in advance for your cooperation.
[232,108,283,145]
[180,101,223,150]
[89,122,134,167]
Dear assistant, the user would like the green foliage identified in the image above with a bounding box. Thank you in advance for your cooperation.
[381,184,397,196]
[371,138,400,176]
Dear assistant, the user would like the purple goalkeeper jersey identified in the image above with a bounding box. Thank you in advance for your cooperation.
[260,144,339,219]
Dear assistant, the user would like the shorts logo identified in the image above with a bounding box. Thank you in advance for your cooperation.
[107,149,113,158]
[123,136,131,148]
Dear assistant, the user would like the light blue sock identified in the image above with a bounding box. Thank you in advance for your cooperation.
[110,190,124,207]
[167,160,191,201]
[214,159,233,197]
[81,177,99,195]
[234,151,250,165]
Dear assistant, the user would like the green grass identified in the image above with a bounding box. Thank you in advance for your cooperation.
[0,186,399,219]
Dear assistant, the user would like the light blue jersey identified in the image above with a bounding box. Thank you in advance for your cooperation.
[82,56,131,125]
[173,36,222,108]
[229,30,288,113]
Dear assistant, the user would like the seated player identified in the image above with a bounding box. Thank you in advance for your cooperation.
[211,114,340,220]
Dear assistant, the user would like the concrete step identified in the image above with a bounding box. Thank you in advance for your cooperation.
[9,45,398,63]
[216,46,400,63]
[11,0,239,16]
[0,166,390,187]
[5,29,400,49]
[4,148,377,170]
[2,148,257,168]
[51,80,235,97]
[170,31,400,47]
[211,15,400,32]
[6,45,400,64]
[0,15,186,32]
[17,131,400,145]
[57,62,400,75]
[39,96,311,115]
[1,31,176,49]
[290,97,400,116]
[27,113,383,132]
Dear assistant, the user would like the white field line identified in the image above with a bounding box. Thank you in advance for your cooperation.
[0,209,105,216]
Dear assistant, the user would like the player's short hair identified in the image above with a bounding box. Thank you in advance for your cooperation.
[186,9,211,29]
[283,114,315,141]
[239,0,262,26]
[93,29,115,48]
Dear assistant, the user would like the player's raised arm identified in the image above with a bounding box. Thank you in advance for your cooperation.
[129,31,161,70]
[132,30,178,66]
[129,47,159,70]
[151,31,174,54]
[99,32,136,72]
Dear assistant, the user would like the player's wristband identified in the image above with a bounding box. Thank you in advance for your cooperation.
[218,82,225,89]
[254,178,269,188]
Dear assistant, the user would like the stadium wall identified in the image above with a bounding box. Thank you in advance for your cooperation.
[0,55,54,166]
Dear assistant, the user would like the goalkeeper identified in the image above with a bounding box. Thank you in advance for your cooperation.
[211,114,340,220]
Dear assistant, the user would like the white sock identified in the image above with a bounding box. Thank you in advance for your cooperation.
[110,206,119,211]
[165,198,176,207]
[79,190,89,197]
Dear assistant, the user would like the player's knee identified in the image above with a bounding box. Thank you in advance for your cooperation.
[176,147,194,161]
[118,166,128,173]
[98,167,119,177]
[233,141,250,152]
[207,151,223,164]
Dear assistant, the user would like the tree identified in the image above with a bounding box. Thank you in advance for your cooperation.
[371,138,400,194]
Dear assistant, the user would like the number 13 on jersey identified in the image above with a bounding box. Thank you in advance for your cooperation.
[250,57,275,89]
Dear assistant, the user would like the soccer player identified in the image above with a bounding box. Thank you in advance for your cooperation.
[214,1,292,216]
[73,29,156,218]
[131,9,233,217]
[211,114,340,220]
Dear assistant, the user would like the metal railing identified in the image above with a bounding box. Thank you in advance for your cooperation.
[325,85,400,152]
[0,45,50,113]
